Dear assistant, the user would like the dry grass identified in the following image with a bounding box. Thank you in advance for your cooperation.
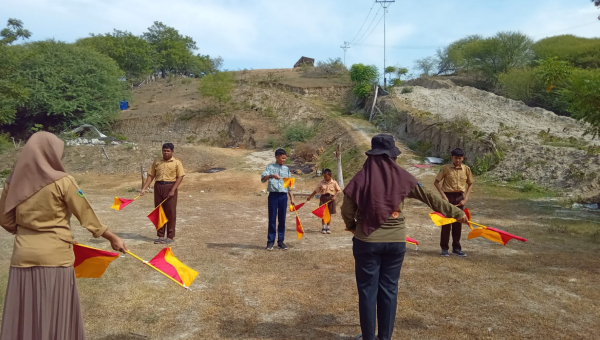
[237,68,351,88]
[1,144,599,340]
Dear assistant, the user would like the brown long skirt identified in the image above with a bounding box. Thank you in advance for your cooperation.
[0,266,85,340]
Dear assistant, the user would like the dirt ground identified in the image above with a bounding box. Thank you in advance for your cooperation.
[1,133,599,340]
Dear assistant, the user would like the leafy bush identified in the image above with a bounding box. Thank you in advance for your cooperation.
[533,35,600,69]
[198,71,236,112]
[561,68,600,139]
[0,133,13,153]
[1,40,128,136]
[407,141,432,157]
[401,87,414,94]
[350,64,379,99]
[284,125,316,143]
[471,150,504,175]
[498,68,539,103]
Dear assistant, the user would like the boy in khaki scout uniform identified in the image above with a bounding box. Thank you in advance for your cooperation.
[140,143,185,244]
[434,148,474,257]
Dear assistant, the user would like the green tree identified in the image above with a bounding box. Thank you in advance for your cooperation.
[384,66,396,83]
[533,35,600,69]
[187,54,223,77]
[396,67,408,79]
[349,64,379,98]
[0,44,29,124]
[3,40,128,135]
[198,71,236,112]
[0,18,31,45]
[77,30,155,80]
[562,68,600,138]
[143,21,197,78]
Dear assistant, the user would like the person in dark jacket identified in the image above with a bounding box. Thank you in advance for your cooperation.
[341,134,468,340]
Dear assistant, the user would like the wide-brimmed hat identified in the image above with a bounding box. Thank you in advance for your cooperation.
[365,134,402,158]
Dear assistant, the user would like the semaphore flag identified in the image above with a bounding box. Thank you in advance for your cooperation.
[148,247,198,288]
[289,202,305,212]
[312,203,331,224]
[283,178,295,190]
[110,196,138,211]
[73,244,120,278]
[148,205,168,230]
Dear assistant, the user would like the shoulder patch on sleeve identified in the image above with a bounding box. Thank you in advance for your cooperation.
[76,188,85,198]
[418,182,423,186]
[439,169,443,173]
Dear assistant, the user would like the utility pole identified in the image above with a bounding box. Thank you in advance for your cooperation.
[340,41,350,67]
[376,0,395,87]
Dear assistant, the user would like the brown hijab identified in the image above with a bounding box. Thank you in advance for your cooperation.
[343,155,418,236]
[4,132,68,213]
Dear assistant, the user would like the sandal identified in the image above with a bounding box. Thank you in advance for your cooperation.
[154,238,166,244]
[165,238,174,244]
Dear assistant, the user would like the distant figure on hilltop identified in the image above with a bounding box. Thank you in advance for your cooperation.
[261,148,296,251]
[140,143,185,244]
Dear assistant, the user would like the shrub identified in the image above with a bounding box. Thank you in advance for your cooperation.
[471,150,504,175]
[498,67,539,104]
[294,143,316,162]
[304,58,348,78]
[284,125,316,143]
[266,137,280,150]
[401,87,414,94]
[0,133,12,153]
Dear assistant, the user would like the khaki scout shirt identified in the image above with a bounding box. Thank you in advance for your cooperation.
[435,164,474,193]
[148,157,185,182]
[315,179,342,196]
[341,184,464,243]
[0,176,108,267]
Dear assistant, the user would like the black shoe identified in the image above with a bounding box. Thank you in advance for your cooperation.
[277,241,288,250]
[266,242,274,251]
[440,250,449,257]
[452,249,467,257]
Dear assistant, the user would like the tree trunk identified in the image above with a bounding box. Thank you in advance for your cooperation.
[161,69,166,79]
[369,85,379,122]
[335,143,344,189]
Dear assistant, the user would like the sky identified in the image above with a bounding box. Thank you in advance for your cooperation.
[1,0,599,74]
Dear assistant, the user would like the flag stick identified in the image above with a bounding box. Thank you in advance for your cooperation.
[154,197,169,209]
[293,209,304,235]
[125,250,187,290]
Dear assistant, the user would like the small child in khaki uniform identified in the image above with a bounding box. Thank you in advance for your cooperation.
[434,148,474,257]
[307,169,342,234]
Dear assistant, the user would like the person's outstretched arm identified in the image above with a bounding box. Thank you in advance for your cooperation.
[408,184,467,223]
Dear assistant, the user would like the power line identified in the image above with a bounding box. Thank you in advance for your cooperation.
[352,5,382,46]
[533,20,599,39]
[376,0,395,87]
[354,12,384,47]
[349,1,377,45]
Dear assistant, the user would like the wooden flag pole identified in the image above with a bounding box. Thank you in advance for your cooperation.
[125,251,187,290]
[154,197,170,209]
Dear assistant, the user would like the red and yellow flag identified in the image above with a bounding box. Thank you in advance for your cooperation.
[429,212,457,226]
[110,196,137,211]
[296,215,304,240]
[289,202,305,212]
[73,244,119,278]
[464,208,473,230]
[148,247,198,288]
[312,203,331,224]
[148,205,168,230]
[406,236,419,246]
[468,227,527,246]
[283,177,295,190]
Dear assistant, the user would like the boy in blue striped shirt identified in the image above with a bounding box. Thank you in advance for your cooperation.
[261,148,296,251]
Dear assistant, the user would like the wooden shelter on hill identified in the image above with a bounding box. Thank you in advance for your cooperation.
[294,56,315,68]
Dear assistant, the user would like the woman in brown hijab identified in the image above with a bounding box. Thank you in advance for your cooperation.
[0,132,128,340]
[341,134,468,340]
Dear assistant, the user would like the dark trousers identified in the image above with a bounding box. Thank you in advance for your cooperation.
[267,192,288,243]
[440,192,464,251]
[353,238,406,340]
[155,183,177,239]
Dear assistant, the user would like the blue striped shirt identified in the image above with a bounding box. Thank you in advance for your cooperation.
[261,163,292,193]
